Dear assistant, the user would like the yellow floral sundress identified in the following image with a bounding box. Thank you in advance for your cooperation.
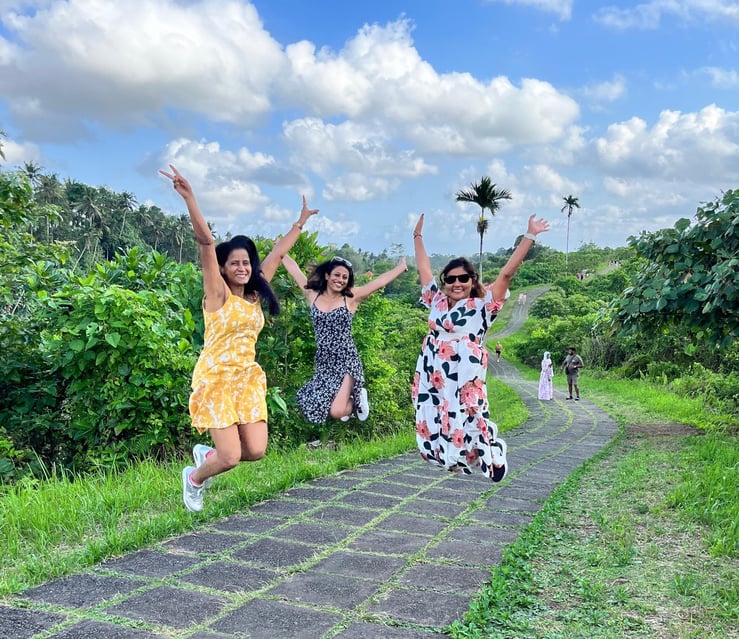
[189,291,267,434]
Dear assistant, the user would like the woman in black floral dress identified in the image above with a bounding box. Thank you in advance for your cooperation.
[282,254,407,423]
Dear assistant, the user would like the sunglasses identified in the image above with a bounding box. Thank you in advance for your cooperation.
[443,273,473,284]
[331,256,353,268]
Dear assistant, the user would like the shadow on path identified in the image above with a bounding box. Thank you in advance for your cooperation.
[1,294,619,639]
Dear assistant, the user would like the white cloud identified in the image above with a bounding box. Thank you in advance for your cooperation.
[483,0,573,21]
[1,137,42,166]
[699,66,739,89]
[595,1,739,30]
[282,117,437,179]
[322,173,400,202]
[594,104,739,183]
[158,138,271,226]
[281,20,580,154]
[581,75,627,103]
[1,0,284,140]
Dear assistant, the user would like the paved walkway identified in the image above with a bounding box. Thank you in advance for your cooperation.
[1,355,617,639]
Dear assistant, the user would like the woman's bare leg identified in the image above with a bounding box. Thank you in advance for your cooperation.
[190,424,242,484]
[328,374,355,420]
[237,420,268,461]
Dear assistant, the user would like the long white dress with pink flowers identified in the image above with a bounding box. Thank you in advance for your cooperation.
[412,280,507,481]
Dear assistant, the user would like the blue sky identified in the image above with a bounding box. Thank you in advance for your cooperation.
[1,0,738,257]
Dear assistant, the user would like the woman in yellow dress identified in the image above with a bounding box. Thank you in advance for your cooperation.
[160,165,318,512]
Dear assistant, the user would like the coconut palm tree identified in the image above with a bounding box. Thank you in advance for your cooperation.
[455,176,512,277]
[561,194,580,272]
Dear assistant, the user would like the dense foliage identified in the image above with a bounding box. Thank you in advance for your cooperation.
[2,161,736,482]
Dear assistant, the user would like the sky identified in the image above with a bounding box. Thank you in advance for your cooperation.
[1,0,738,257]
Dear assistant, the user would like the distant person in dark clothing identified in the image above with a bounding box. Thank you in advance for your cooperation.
[561,347,584,400]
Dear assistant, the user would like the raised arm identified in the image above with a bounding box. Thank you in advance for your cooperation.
[413,214,433,286]
[160,165,225,306]
[261,196,319,281]
[353,257,408,303]
[490,214,550,302]
[281,254,313,304]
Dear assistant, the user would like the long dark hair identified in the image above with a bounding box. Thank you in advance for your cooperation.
[215,235,280,315]
[304,257,355,297]
[440,257,485,298]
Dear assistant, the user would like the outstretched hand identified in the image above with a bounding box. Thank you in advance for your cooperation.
[299,195,319,225]
[397,256,408,271]
[413,213,424,237]
[527,214,550,236]
[159,164,193,200]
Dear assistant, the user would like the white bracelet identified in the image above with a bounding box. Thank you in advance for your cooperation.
[523,232,537,242]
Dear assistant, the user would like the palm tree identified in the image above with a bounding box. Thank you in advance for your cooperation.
[561,195,581,273]
[456,176,512,276]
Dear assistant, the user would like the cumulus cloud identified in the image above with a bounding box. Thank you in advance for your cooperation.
[282,117,437,181]
[595,1,739,30]
[1,0,284,140]
[1,136,43,166]
[594,104,739,183]
[280,20,579,154]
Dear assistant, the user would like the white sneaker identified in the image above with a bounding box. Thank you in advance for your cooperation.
[357,388,369,422]
[192,444,213,489]
[491,438,508,483]
[182,466,204,512]
[339,415,350,422]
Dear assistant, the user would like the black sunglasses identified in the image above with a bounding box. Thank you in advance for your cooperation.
[331,256,353,269]
[444,273,473,284]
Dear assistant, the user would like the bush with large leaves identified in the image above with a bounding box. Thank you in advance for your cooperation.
[614,190,738,351]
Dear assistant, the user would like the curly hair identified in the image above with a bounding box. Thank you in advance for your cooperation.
[440,257,485,298]
[215,235,280,315]
[304,257,355,297]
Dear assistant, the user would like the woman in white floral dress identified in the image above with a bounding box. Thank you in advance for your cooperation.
[411,213,550,482]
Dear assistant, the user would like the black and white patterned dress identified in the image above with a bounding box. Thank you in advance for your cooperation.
[297,295,364,424]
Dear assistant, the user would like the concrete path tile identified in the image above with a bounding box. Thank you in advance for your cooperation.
[0,606,65,639]
[367,587,471,626]
[210,599,341,639]
[267,571,382,609]
[177,560,278,593]
[334,622,445,638]
[47,620,162,638]
[105,585,225,629]
[99,549,201,578]
[21,574,143,609]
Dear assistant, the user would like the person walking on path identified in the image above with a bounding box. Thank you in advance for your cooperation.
[160,165,318,512]
[561,346,584,400]
[282,254,408,423]
[495,341,503,362]
[411,212,550,482]
[538,351,554,400]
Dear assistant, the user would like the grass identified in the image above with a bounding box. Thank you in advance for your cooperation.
[448,428,739,639]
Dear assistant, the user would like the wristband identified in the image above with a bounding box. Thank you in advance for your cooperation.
[523,232,536,242]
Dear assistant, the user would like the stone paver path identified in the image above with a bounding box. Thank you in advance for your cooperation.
[0,354,617,639]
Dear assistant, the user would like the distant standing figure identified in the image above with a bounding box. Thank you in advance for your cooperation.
[538,351,553,400]
[412,212,550,482]
[495,341,503,363]
[561,346,584,400]
[282,254,408,423]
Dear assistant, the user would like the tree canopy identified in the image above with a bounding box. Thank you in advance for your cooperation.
[613,189,738,350]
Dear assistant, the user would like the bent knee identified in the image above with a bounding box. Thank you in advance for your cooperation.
[242,449,266,462]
